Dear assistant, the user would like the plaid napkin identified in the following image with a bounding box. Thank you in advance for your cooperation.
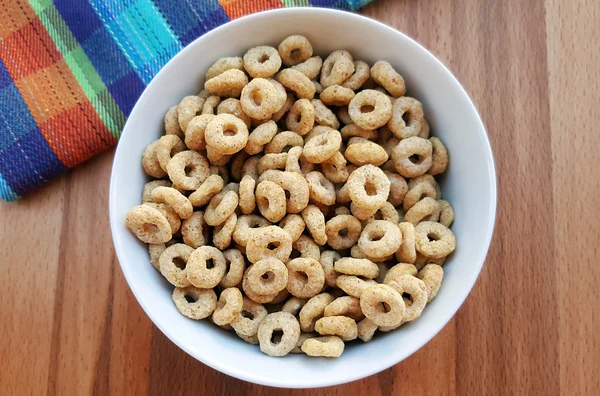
[0,0,372,202]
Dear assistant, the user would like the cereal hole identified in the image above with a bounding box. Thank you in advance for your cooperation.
[252,90,263,106]
[409,154,420,164]
[206,258,214,269]
[271,329,284,344]
[339,228,349,237]
[223,125,237,136]
[360,104,375,113]
[184,294,197,303]
[401,111,412,125]
[378,301,391,313]
[365,180,378,196]
[267,241,281,250]
[262,271,275,281]
[241,310,255,320]
[142,223,159,234]
[291,48,301,57]
[259,54,270,63]
[173,257,187,270]
[426,232,439,242]
[184,165,193,176]
[297,271,309,283]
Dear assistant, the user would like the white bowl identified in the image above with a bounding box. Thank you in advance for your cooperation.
[109,8,496,388]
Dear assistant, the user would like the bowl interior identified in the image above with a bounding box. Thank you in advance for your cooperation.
[109,8,496,388]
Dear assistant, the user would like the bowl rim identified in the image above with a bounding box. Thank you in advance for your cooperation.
[109,7,497,388]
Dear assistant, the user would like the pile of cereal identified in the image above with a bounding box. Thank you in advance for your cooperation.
[125,35,455,358]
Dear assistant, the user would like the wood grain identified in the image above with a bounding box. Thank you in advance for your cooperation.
[1,0,599,394]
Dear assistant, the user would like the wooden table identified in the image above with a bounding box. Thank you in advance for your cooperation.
[1,0,598,394]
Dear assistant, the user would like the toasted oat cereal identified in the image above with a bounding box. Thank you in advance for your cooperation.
[301,336,345,357]
[126,205,172,244]
[173,286,217,320]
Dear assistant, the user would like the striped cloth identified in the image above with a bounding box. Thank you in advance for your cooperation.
[0,0,372,202]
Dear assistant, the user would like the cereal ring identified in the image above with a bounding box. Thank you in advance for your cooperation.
[267,78,288,113]
[245,257,288,296]
[414,252,446,271]
[320,85,355,106]
[290,235,320,263]
[392,136,433,178]
[245,120,278,155]
[242,156,260,181]
[408,174,442,199]
[286,258,325,298]
[350,202,378,221]
[275,68,315,100]
[387,275,428,322]
[149,243,166,270]
[240,78,280,120]
[229,151,248,182]
[265,131,304,154]
[337,106,353,125]
[344,138,388,166]
[167,150,210,191]
[414,221,456,258]
[358,220,402,259]
[291,56,323,80]
[204,114,249,155]
[321,151,349,183]
[370,61,406,97]
[205,69,248,98]
[151,186,193,219]
[238,175,256,215]
[301,205,327,245]
[270,289,291,305]
[143,202,180,235]
[204,190,239,226]
[302,127,342,164]
[206,145,231,166]
[282,297,308,316]
[374,262,389,283]
[340,124,378,141]
[205,56,244,80]
[318,250,340,288]
[360,284,405,327]
[187,246,227,288]
[383,263,418,284]
[280,214,305,242]
[315,316,357,342]
[217,98,252,128]
[258,170,309,213]
[271,92,296,123]
[324,296,364,321]
[142,180,171,204]
[257,312,301,357]
[172,286,217,320]
[301,336,344,357]
[388,97,424,139]
[305,171,336,205]
[428,137,449,175]
[219,249,246,288]
[255,180,287,222]
[417,264,443,303]
[233,214,270,246]
[385,171,408,207]
[258,153,287,174]
[180,212,207,248]
[290,332,317,354]
[188,175,223,208]
[155,135,186,172]
[278,35,313,66]
[357,317,378,342]
[368,201,400,224]
[321,50,355,88]
[213,213,237,250]
[403,182,437,212]
[333,206,351,216]
[325,215,362,250]
[201,95,221,115]
[178,95,205,132]
[230,297,268,337]
[336,275,377,298]
[284,146,303,173]
[159,244,194,287]
[334,257,379,279]
[404,197,441,225]
[286,99,315,136]
[299,293,335,332]
[341,60,371,90]
[312,80,323,95]
[184,114,214,151]
[336,183,350,204]
[311,99,340,129]
[164,105,184,139]
[242,268,279,304]
[237,332,259,345]
[349,244,393,263]
[419,117,430,138]
[243,46,282,78]
[125,204,173,244]
[395,222,417,263]
[438,200,455,227]
[212,287,243,326]
[246,226,292,264]
[348,89,393,130]
[346,165,390,210]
